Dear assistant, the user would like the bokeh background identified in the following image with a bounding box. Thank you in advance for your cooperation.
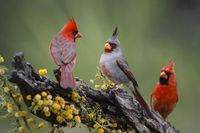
[0,0,199,132]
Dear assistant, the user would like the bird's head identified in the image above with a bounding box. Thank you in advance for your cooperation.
[104,27,121,53]
[61,18,82,41]
[159,60,175,85]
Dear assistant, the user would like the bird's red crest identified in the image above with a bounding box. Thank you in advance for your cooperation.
[161,60,175,73]
[62,18,78,32]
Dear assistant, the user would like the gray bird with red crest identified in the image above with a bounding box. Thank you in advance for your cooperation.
[99,28,152,116]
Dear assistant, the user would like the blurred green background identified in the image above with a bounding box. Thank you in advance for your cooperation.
[0,0,199,132]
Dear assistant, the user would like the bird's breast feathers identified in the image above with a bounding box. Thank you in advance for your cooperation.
[100,53,129,84]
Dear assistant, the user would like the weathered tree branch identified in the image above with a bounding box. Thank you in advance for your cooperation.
[9,52,180,133]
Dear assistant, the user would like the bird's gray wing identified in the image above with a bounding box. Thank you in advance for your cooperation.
[116,58,138,87]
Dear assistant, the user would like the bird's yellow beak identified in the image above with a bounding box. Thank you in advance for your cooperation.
[160,71,168,79]
[104,43,112,51]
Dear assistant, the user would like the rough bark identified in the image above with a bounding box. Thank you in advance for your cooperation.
[9,52,180,133]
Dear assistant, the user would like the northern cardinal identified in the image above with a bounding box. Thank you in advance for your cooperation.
[99,27,152,117]
[50,18,82,88]
[151,61,178,119]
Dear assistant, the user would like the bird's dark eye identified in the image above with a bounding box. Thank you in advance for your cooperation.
[109,43,117,49]
[72,31,78,36]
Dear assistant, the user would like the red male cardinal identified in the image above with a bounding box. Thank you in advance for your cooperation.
[151,61,178,119]
[99,27,152,116]
[50,18,81,88]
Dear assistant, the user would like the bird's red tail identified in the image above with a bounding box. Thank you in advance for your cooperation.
[60,65,75,89]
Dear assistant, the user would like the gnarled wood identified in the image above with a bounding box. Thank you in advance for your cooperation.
[9,52,180,133]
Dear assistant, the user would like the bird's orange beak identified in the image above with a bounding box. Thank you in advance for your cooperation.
[75,32,82,38]
[160,71,168,79]
[104,43,112,51]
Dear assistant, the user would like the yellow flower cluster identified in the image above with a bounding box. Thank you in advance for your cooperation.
[12,93,23,102]
[0,68,5,76]
[31,92,54,118]
[38,122,45,128]
[27,118,34,123]
[98,128,104,133]
[18,126,25,133]
[88,112,94,119]
[38,69,48,75]
[14,110,27,117]
[0,55,4,63]
[71,91,80,103]
[93,123,104,133]
[30,92,82,125]
[92,70,116,90]
[6,102,14,113]
[3,86,10,93]
[26,95,32,100]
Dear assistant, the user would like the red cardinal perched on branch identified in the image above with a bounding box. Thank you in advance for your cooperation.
[99,27,153,117]
[151,61,178,119]
[50,18,82,88]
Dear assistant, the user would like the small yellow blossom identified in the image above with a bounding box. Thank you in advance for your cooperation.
[38,122,45,128]
[41,91,47,97]
[27,118,34,123]
[48,100,53,105]
[7,103,13,113]
[73,109,79,115]
[56,116,64,123]
[67,108,73,114]
[26,95,32,100]
[43,106,49,112]
[99,118,105,124]
[37,100,44,106]
[112,123,117,128]
[7,103,13,108]
[7,108,13,113]
[52,109,58,114]
[47,95,52,100]
[101,84,107,89]
[31,102,35,106]
[0,69,5,75]
[34,94,41,101]
[0,56,4,63]
[18,95,23,102]
[21,111,27,117]
[52,102,61,110]
[3,87,10,93]
[55,96,65,104]
[95,73,101,79]
[65,105,70,110]
[88,113,94,119]
[45,111,51,117]
[98,128,104,133]
[81,96,86,102]
[18,126,25,133]
[74,116,81,124]
[90,79,94,84]
[95,85,101,89]
[71,92,80,102]
[117,129,122,133]
[15,112,21,117]
[93,123,99,129]
[65,114,73,120]
[12,94,16,98]
[38,69,48,75]
[43,100,49,106]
